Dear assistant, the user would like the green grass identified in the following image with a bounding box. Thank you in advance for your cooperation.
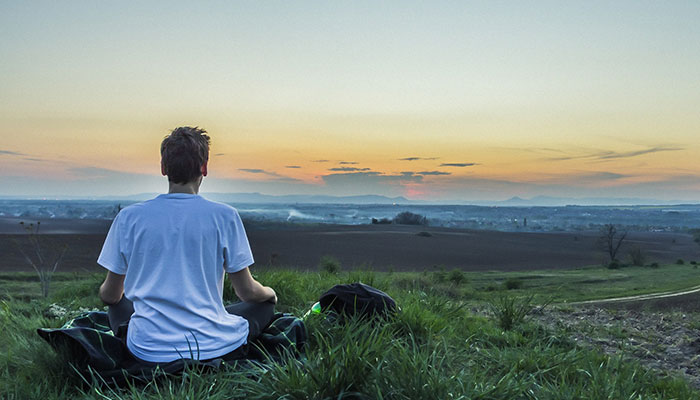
[465,263,700,304]
[1,264,699,399]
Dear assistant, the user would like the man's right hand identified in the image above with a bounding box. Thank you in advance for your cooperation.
[265,287,278,304]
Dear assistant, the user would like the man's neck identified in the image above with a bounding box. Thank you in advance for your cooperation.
[168,179,201,194]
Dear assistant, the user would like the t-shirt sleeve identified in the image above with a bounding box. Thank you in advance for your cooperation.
[97,212,128,275]
[223,209,255,273]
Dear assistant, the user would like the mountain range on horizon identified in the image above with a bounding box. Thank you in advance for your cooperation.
[493,195,698,207]
[1,192,697,207]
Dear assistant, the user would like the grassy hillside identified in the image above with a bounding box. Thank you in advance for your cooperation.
[2,264,700,399]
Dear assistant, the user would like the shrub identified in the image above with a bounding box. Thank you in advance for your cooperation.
[691,261,697,265]
[503,278,523,290]
[607,259,622,269]
[319,255,341,274]
[488,295,536,330]
[676,259,685,265]
[446,269,467,285]
[393,211,427,225]
[628,247,646,266]
[650,262,659,268]
[432,267,446,283]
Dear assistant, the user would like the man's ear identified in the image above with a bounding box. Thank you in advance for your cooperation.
[201,161,208,177]
[161,161,167,176]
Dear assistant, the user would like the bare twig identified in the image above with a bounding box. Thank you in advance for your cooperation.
[12,221,68,297]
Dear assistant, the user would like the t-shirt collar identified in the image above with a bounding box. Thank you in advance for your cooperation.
[158,193,200,199]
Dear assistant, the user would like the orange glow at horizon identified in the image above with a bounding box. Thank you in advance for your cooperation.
[2,2,700,200]
[3,113,698,193]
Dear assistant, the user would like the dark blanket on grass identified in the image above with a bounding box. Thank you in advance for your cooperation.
[37,311,306,386]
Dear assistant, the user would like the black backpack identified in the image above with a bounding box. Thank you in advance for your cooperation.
[319,283,398,319]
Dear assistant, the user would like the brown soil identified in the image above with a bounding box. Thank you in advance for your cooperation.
[1,218,698,272]
[533,305,700,389]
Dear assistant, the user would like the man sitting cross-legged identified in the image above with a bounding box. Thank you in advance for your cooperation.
[97,126,277,364]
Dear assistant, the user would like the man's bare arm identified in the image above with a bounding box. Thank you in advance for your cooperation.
[99,271,125,305]
[228,267,277,304]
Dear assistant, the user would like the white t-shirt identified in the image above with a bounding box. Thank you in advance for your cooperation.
[97,193,254,363]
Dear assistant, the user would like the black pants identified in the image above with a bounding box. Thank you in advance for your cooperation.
[107,297,275,361]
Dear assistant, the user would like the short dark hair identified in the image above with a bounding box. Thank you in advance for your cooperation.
[160,126,211,184]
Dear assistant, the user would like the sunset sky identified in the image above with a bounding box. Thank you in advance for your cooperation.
[1,1,699,202]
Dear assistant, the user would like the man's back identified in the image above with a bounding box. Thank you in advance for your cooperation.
[98,193,254,362]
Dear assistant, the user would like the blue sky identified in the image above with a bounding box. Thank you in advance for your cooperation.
[1,1,699,201]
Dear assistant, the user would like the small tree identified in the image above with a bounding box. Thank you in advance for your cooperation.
[13,221,68,297]
[599,224,627,263]
[393,211,427,225]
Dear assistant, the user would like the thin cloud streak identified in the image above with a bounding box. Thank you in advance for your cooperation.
[329,167,371,172]
[338,161,359,165]
[285,165,301,169]
[398,157,439,161]
[440,163,478,167]
[238,168,301,182]
[546,146,683,162]
[1,150,59,164]
[597,147,683,160]
[0,150,26,156]
[402,171,452,176]
[416,171,451,176]
[588,172,628,180]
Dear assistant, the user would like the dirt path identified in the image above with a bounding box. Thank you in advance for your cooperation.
[570,285,700,306]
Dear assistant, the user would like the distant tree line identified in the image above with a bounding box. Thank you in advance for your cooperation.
[372,211,428,226]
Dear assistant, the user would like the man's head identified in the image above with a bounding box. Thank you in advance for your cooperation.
[160,126,211,184]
